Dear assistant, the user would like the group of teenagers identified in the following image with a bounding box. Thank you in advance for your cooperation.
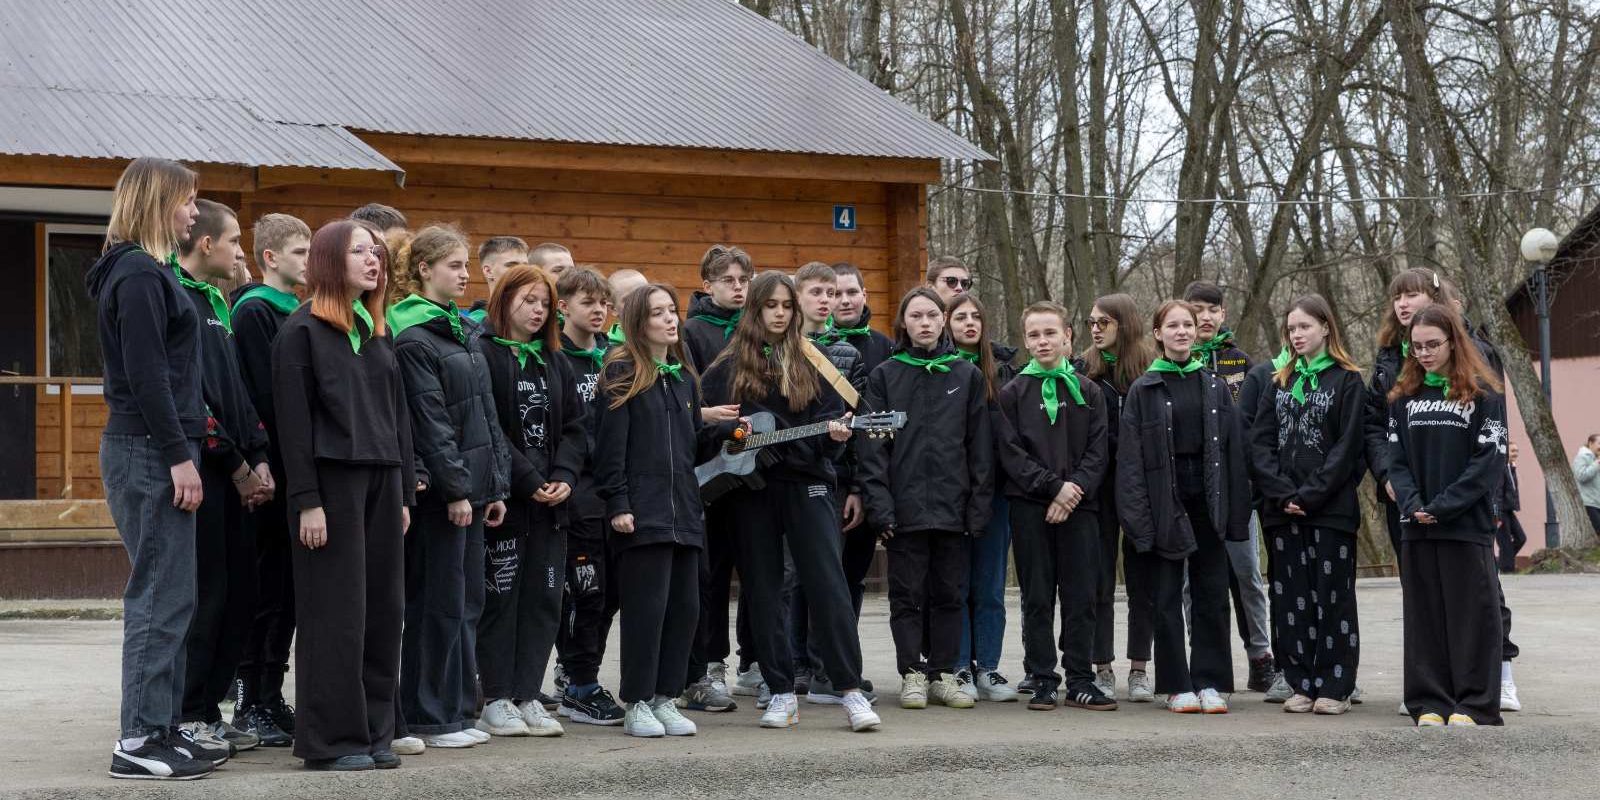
[94,156,1523,781]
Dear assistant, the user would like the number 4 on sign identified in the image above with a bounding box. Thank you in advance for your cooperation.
[833,204,856,231]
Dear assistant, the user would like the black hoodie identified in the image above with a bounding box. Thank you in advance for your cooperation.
[701,350,847,487]
[477,326,588,534]
[858,342,995,535]
[1247,365,1366,533]
[560,331,612,521]
[229,282,300,476]
[682,291,741,372]
[997,370,1108,509]
[174,265,268,476]
[1363,344,1405,496]
[827,306,894,374]
[86,243,206,466]
[1387,385,1508,544]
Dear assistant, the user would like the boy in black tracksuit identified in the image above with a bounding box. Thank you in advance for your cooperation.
[173,202,273,747]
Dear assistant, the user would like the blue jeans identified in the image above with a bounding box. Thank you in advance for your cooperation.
[959,494,1010,671]
[102,433,200,738]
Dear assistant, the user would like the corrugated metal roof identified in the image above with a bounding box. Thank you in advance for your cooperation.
[0,0,988,164]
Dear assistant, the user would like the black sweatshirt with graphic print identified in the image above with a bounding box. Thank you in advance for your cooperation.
[1247,365,1366,533]
[560,332,612,521]
[1386,385,1508,545]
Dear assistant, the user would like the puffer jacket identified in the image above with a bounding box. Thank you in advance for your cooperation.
[391,297,512,507]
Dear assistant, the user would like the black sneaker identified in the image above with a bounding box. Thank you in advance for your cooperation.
[537,690,562,711]
[560,685,625,726]
[304,755,375,771]
[1063,684,1119,711]
[263,696,297,735]
[794,670,812,696]
[371,749,401,770]
[1016,676,1037,696]
[239,705,293,748]
[110,729,214,781]
[173,723,231,765]
[1247,654,1276,693]
[1027,685,1059,710]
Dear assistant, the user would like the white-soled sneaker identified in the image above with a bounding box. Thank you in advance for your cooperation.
[900,672,928,709]
[624,702,665,738]
[423,731,479,749]
[478,698,531,736]
[955,668,979,701]
[843,690,881,732]
[518,700,565,737]
[760,692,800,728]
[1127,670,1155,703]
[649,697,697,736]
[734,663,766,697]
[707,661,731,697]
[976,670,1019,702]
[1093,666,1116,700]
[1167,692,1201,713]
[1500,680,1522,712]
[1198,688,1229,714]
[391,736,425,755]
[461,727,490,744]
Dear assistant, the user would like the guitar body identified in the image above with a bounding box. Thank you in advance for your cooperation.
[695,412,776,505]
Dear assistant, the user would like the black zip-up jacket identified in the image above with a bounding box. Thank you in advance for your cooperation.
[229,283,296,477]
[683,291,740,372]
[832,306,894,374]
[594,358,732,552]
[1117,369,1251,559]
[478,327,588,533]
[997,372,1108,510]
[560,332,612,521]
[270,306,417,512]
[858,343,995,535]
[701,353,847,487]
[175,269,268,476]
[1363,344,1404,496]
[393,309,512,508]
[1387,386,1508,544]
[1247,365,1366,533]
[86,243,206,466]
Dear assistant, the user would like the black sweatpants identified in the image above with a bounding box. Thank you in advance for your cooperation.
[182,465,258,723]
[729,480,862,694]
[556,515,619,687]
[886,529,969,677]
[1012,502,1099,691]
[691,502,740,678]
[398,505,476,736]
[291,463,404,761]
[1268,524,1359,701]
[617,542,700,703]
[1150,493,1233,695]
[842,525,878,616]
[1401,538,1503,725]
[478,503,564,701]
[238,486,294,707]
[1394,498,1519,662]
[1122,532,1155,663]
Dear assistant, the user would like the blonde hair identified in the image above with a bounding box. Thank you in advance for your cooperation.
[253,213,311,268]
[106,157,197,262]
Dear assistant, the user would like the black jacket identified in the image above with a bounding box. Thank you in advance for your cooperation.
[858,344,995,535]
[1117,369,1251,559]
[1198,332,1253,403]
[701,352,847,487]
[86,243,206,466]
[1074,358,1129,503]
[829,306,894,374]
[1387,386,1508,544]
[1363,344,1404,495]
[175,269,268,477]
[229,283,299,477]
[1247,365,1366,533]
[392,306,512,508]
[560,332,613,521]
[807,332,867,490]
[478,328,588,534]
[270,305,416,512]
[594,358,732,552]
[683,292,740,372]
[1237,359,1280,508]
[1504,463,1522,513]
[997,372,1108,510]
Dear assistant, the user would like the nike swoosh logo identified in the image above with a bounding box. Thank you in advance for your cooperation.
[947,388,959,394]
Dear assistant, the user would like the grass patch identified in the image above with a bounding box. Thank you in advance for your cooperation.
[1527,547,1600,574]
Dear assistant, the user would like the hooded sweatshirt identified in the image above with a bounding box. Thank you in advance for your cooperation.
[682,291,742,372]
[174,263,268,476]
[230,282,301,475]
[86,243,206,465]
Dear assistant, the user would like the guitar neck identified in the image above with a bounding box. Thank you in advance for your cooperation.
[742,419,839,450]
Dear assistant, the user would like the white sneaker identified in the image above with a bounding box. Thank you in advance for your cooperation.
[461,727,491,744]
[900,672,928,709]
[756,682,772,709]
[1127,670,1155,703]
[423,731,479,748]
[1199,688,1229,714]
[518,700,566,736]
[1167,692,1201,713]
[1093,666,1116,699]
[391,736,425,755]
[760,692,799,728]
[624,702,665,738]
[734,663,766,697]
[843,691,881,732]
[477,698,531,736]
[649,697,697,736]
[707,661,731,697]
[955,668,979,700]
[1500,680,1522,712]
[976,670,1019,702]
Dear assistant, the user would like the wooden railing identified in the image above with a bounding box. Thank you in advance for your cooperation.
[0,375,103,499]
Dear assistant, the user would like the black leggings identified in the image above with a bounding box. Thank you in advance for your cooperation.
[617,542,700,703]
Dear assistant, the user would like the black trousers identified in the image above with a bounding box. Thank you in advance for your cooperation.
[1402,538,1503,725]
[1150,494,1233,695]
[842,524,878,616]
[1012,502,1099,690]
[291,463,404,761]
[238,486,294,706]
[1122,532,1155,663]
[1496,514,1527,573]
[478,502,564,701]
[729,480,862,694]
[1091,490,1119,665]
[556,514,619,687]
[886,529,969,677]
[1267,524,1359,700]
[690,502,740,678]
[398,505,477,735]
[182,465,258,723]
[617,542,700,703]
[1392,498,1519,661]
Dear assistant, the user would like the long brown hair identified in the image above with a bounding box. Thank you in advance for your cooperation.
[487,265,561,354]
[1388,304,1502,403]
[1084,292,1154,390]
[106,157,198,262]
[945,293,998,401]
[711,271,819,411]
[1376,267,1446,349]
[1273,294,1362,388]
[307,220,388,339]
[603,283,697,409]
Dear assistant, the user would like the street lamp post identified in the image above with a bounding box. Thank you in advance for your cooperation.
[1521,227,1560,549]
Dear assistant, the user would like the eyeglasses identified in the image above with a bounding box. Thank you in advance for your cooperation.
[350,244,385,258]
[1087,316,1114,329]
[1411,339,1449,356]
[713,276,750,288]
[939,276,975,291]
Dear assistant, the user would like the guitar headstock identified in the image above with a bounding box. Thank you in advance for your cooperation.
[850,411,907,440]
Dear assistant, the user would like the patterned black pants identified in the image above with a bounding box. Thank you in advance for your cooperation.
[1267,524,1359,701]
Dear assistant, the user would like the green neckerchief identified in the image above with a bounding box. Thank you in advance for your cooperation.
[1290,350,1337,404]
[463,306,487,324]
[349,299,374,354]
[891,351,961,374]
[691,309,743,339]
[234,284,300,317]
[1423,371,1450,396]
[492,336,545,369]
[762,344,774,359]
[655,359,685,381]
[606,322,625,346]
[826,317,874,343]
[1401,340,1411,359]
[1271,345,1292,371]
[1193,328,1234,361]
[1148,356,1204,375]
[1020,358,1087,424]
[171,262,232,334]
[1100,350,1117,365]
[563,341,607,371]
[386,293,465,343]
[957,347,981,364]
